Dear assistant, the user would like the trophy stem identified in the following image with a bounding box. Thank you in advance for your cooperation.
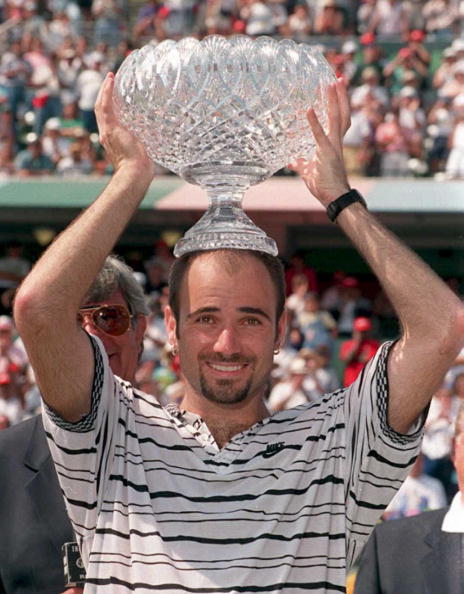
[173,184,278,257]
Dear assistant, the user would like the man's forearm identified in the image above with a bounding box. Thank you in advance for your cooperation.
[335,200,464,431]
[17,165,152,316]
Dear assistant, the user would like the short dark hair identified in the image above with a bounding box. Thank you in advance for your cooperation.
[168,249,286,328]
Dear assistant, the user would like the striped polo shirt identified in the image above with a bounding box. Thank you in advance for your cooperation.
[43,336,423,593]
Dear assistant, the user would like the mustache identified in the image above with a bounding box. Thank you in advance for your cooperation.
[199,353,255,364]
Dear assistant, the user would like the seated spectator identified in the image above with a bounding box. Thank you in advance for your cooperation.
[422,385,458,500]
[356,33,386,84]
[440,62,464,100]
[300,347,340,397]
[286,273,310,321]
[76,53,105,134]
[343,101,375,176]
[283,2,312,40]
[445,100,464,178]
[339,316,380,387]
[56,46,81,106]
[383,47,429,95]
[92,0,126,47]
[423,0,459,37]
[313,0,345,35]
[357,0,377,34]
[351,67,389,110]
[382,453,448,520]
[367,0,408,38]
[56,140,94,175]
[297,292,337,353]
[14,136,54,176]
[375,111,410,177]
[268,357,312,411]
[285,251,318,296]
[339,40,359,86]
[396,86,426,158]
[332,276,372,336]
[426,97,454,175]
[241,0,276,36]
[0,39,31,131]
[432,47,458,88]
[0,98,14,174]
[42,116,70,166]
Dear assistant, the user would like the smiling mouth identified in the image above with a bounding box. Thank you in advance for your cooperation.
[207,363,247,373]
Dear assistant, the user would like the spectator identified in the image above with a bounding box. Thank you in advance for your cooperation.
[432,47,457,88]
[0,97,14,174]
[375,111,410,177]
[56,140,94,175]
[313,0,345,35]
[0,39,31,130]
[268,356,312,411]
[283,2,312,40]
[382,453,447,520]
[297,291,337,353]
[423,0,459,37]
[440,62,464,100]
[332,276,372,336]
[445,100,464,178]
[241,0,276,36]
[284,251,318,296]
[92,0,126,47]
[339,316,380,386]
[422,385,458,501]
[76,52,105,134]
[351,67,389,110]
[367,0,408,38]
[0,242,31,315]
[14,136,54,176]
[383,47,429,95]
[42,116,70,166]
[354,401,464,594]
[343,101,375,176]
[286,273,310,319]
[396,87,426,159]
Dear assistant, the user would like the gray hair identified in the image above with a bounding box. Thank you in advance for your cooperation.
[85,255,149,317]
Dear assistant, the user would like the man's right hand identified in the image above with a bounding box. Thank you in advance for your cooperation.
[94,72,155,182]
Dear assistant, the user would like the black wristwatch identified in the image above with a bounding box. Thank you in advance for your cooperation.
[326,189,367,222]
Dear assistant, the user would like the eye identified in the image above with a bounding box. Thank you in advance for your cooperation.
[197,314,215,324]
[242,317,261,326]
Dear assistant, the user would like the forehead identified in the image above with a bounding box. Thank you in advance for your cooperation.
[180,252,276,315]
[82,289,127,308]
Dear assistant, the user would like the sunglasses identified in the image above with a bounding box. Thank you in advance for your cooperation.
[77,304,133,336]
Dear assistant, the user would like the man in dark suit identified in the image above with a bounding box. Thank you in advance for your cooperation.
[0,255,149,594]
[354,402,464,594]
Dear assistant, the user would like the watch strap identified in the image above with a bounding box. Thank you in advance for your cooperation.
[326,189,367,222]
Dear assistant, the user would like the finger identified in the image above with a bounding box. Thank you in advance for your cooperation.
[307,107,331,151]
[326,82,342,148]
[335,77,351,136]
[95,72,112,116]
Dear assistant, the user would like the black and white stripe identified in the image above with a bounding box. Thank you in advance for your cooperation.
[43,337,424,593]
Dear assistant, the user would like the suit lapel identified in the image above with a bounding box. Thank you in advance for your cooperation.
[24,415,74,551]
[422,511,463,594]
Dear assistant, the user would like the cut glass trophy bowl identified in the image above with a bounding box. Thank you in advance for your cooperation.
[114,35,335,256]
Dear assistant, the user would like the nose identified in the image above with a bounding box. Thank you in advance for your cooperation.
[213,326,241,356]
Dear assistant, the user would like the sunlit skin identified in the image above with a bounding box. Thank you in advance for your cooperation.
[164,252,286,446]
[80,289,146,383]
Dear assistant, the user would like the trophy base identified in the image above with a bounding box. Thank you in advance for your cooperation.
[173,199,278,257]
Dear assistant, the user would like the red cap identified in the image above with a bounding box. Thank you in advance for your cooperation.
[341,276,359,288]
[360,32,376,46]
[354,317,372,332]
[0,372,11,385]
[409,29,425,42]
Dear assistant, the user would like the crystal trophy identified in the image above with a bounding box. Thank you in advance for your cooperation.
[114,35,335,256]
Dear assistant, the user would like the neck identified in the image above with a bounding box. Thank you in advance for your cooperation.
[180,388,270,448]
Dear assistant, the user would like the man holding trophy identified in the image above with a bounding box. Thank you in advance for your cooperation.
[14,36,464,594]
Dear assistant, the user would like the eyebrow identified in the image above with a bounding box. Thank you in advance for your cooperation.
[186,306,272,322]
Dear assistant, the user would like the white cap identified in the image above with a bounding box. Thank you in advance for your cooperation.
[342,40,358,54]
[289,358,307,375]
[45,117,61,131]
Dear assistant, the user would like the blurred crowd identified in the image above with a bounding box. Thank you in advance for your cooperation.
[1,0,464,176]
[1,239,463,516]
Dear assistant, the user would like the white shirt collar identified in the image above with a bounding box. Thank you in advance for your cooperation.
[442,492,464,532]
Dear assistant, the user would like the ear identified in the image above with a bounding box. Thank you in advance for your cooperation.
[164,305,178,348]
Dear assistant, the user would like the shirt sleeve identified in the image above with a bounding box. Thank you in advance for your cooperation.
[342,341,426,566]
[41,335,121,551]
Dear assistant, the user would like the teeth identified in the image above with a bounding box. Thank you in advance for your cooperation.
[210,364,243,372]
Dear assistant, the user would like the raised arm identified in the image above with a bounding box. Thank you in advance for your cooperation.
[290,79,464,434]
[14,73,155,422]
